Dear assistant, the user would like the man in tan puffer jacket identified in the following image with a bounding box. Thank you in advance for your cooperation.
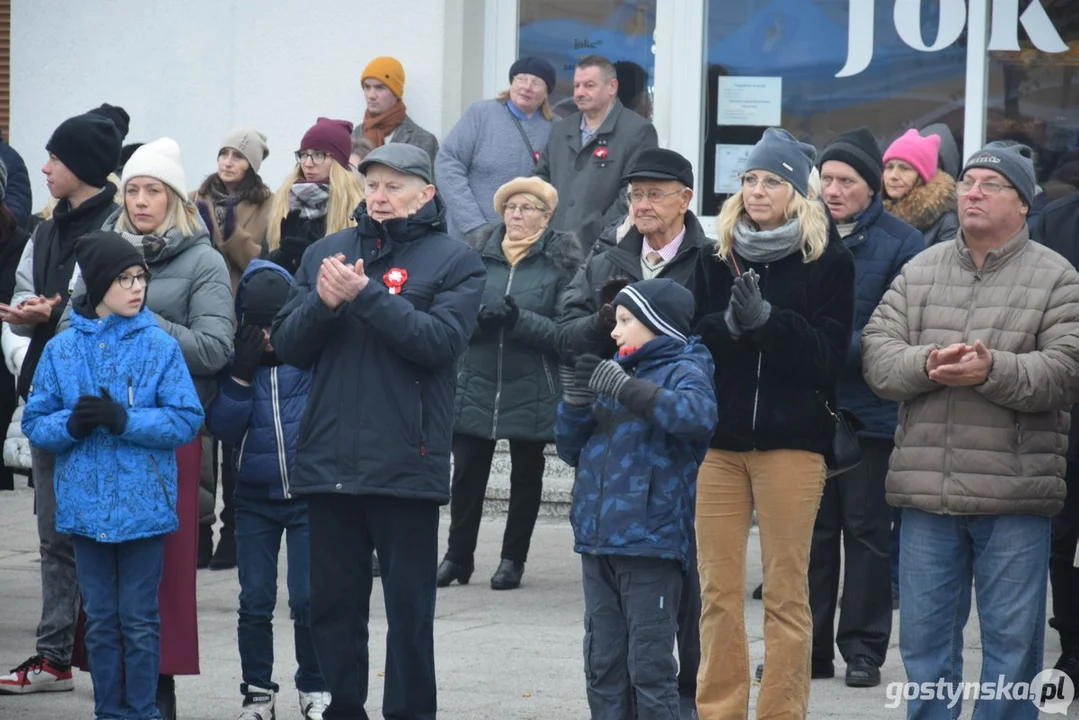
[863,141,1079,719]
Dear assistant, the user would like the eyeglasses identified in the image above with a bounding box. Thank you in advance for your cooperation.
[295,151,328,165]
[629,188,685,204]
[741,174,787,190]
[116,272,150,290]
[504,203,544,216]
[957,179,1015,196]
[512,75,547,91]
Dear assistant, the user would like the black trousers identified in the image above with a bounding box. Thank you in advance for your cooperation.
[0,365,17,490]
[677,532,701,701]
[308,494,439,720]
[1050,462,1079,656]
[808,436,893,666]
[446,433,545,565]
[220,442,236,531]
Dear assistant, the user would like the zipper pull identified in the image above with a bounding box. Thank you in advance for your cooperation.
[128,378,134,407]
[420,445,426,457]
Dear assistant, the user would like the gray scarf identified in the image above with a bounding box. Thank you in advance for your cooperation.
[731,217,803,263]
[117,229,172,265]
[288,182,330,220]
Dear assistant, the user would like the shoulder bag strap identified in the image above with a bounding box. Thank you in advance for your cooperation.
[505,104,539,164]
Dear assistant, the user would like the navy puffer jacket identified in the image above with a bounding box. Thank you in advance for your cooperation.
[839,195,925,438]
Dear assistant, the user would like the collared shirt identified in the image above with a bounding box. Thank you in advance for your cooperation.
[580,103,615,146]
[640,226,687,279]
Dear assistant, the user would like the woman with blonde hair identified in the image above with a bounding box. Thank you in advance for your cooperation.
[62,137,233,720]
[690,128,855,719]
[435,57,556,238]
[267,117,365,275]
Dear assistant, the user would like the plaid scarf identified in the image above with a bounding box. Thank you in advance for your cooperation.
[288,182,331,220]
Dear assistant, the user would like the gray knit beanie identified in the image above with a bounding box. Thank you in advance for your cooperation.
[961,141,1037,206]
[221,127,269,174]
[743,128,817,197]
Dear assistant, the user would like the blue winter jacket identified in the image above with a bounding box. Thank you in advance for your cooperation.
[555,336,717,570]
[839,195,925,438]
[22,302,204,543]
[207,261,312,500]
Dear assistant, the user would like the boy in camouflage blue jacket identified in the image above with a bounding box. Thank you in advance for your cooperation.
[555,278,717,720]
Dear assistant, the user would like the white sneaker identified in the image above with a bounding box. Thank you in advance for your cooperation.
[238,686,276,720]
[299,690,331,719]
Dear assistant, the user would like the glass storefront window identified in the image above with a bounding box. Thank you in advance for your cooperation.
[701,0,967,215]
[986,0,1078,206]
[517,0,657,119]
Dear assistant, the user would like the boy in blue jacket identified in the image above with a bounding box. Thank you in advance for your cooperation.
[23,231,204,720]
[555,278,717,720]
[207,259,328,720]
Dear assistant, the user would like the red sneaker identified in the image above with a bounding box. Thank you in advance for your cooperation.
[0,655,74,694]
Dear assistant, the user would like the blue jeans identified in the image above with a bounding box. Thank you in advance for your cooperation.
[235,495,324,694]
[73,534,166,720]
[898,509,1050,720]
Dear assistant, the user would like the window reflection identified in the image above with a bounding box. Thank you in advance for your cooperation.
[518,0,656,119]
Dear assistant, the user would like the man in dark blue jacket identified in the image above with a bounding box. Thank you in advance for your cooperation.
[271,143,485,720]
[810,127,924,688]
[0,127,32,228]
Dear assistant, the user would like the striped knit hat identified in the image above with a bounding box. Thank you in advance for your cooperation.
[614,278,694,344]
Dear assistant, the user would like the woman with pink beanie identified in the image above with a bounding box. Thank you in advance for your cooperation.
[881,129,959,247]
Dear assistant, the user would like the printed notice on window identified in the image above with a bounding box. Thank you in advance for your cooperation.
[714,144,755,195]
[717,76,782,127]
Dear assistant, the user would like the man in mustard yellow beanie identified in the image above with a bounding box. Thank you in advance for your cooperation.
[354,56,440,164]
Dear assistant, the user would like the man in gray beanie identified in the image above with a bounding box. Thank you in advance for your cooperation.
[861,138,1079,716]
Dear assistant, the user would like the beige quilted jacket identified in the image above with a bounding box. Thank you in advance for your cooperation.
[862,226,1079,516]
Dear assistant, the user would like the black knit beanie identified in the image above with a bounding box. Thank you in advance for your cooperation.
[46,113,122,189]
[239,268,292,327]
[819,127,884,193]
[88,103,130,142]
[613,279,694,343]
[75,231,148,309]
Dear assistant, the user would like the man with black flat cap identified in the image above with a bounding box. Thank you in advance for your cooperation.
[555,146,706,716]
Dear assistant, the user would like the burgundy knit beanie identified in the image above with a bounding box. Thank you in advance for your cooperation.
[299,117,354,169]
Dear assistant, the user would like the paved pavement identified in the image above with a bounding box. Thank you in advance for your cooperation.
[0,483,1069,719]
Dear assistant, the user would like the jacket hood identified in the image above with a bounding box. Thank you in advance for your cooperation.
[618,210,709,255]
[921,123,960,179]
[884,170,957,232]
[465,223,583,278]
[101,205,213,264]
[70,302,157,339]
[354,192,449,244]
[235,259,294,320]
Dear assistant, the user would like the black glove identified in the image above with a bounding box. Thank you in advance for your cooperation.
[575,354,604,391]
[730,271,771,330]
[560,363,595,406]
[232,326,268,383]
[476,305,506,333]
[502,296,520,330]
[66,395,103,440]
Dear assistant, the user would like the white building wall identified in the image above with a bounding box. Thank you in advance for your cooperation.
[11,0,455,208]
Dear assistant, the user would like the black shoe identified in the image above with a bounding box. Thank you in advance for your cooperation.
[755,663,763,681]
[1055,653,1079,686]
[812,659,836,679]
[197,525,213,570]
[752,583,763,600]
[372,552,380,577]
[208,527,236,570]
[436,558,473,587]
[156,674,177,720]
[892,583,900,610]
[490,559,524,590]
[845,656,881,687]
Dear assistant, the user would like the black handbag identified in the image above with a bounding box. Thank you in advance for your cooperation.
[820,396,864,478]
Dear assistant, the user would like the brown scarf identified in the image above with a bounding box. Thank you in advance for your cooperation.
[501,228,544,267]
[363,101,409,148]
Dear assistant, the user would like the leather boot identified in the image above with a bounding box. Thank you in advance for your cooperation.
[197,525,213,569]
[209,526,236,570]
[156,674,177,720]
[436,557,474,587]
[490,559,524,590]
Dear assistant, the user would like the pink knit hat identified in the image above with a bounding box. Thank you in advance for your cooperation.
[883,129,940,184]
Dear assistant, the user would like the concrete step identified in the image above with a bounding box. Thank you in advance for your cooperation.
[448,440,573,519]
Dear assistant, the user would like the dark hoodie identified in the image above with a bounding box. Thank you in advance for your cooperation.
[0,128,32,227]
[920,123,960,179]
[271,195,486,503]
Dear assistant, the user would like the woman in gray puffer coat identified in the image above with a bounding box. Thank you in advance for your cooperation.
[438,177,581,591]
[63,137,232,718]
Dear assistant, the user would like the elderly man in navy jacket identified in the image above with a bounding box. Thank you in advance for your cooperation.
[272,143,485,720]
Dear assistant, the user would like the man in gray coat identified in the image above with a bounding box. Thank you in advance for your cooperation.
[535,55,658,254]
[352,56,439,164]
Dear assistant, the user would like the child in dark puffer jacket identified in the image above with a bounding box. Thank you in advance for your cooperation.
[207,259,328,720]
[555,278,717,720]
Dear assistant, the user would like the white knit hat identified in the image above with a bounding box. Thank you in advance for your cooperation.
[121,137,187,198]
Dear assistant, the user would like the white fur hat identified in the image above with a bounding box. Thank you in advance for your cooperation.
[121,137,187,198]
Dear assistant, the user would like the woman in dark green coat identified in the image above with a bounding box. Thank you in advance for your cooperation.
[439,177,581,591]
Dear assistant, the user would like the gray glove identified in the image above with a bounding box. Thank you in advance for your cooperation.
[588,358,632,399]
[560,364,595,406]
[730,272,771,330]
[725,305,743,338]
